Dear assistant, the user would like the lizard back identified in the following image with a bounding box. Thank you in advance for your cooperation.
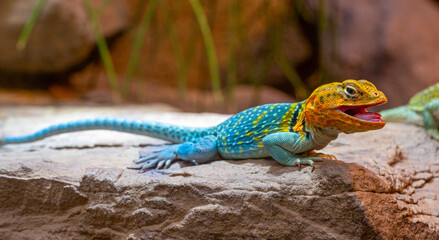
[408,82,439,111]
[216,102,308,159]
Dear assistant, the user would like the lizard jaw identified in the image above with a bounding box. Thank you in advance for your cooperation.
[336,101,387,123]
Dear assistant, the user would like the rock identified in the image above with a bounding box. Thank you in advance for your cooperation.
[0,0,128,74]
[0,105,438,239]
[317,0,439,108]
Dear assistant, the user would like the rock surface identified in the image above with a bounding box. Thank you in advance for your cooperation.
[0,0,128,74]
[0,105,438,239]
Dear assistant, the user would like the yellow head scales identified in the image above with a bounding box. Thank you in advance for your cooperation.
[303,79,387,133]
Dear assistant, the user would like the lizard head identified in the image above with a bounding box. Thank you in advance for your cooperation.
[303,79,387,133]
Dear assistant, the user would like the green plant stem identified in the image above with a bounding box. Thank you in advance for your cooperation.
[162,0,187,99]
[267,0,308,99]
[188,0,223,104]
[275,52,308,99]
[83,0,120,98]
[226,0,241,106]
[16,0,47,51]
[122,0,159,97]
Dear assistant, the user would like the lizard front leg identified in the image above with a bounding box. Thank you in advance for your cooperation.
[262,132,327,172]
[132,135,219,172]
[422,99,439,139]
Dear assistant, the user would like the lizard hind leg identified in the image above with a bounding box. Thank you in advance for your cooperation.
[422,99,439,140]
[132,135,219,172]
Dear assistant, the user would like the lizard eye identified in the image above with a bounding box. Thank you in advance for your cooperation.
[344,86,358,97]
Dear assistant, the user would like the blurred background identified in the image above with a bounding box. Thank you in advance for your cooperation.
[0,0,438,113]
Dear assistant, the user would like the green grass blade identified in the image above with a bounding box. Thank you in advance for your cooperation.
[162,0,187,99]
[275,52,308,99]
[226,0,241,105]
[188,0,223,103]
[122,0,159,97]
[266,0,308,99]
[16,0,47,51]
[83,0,120,98]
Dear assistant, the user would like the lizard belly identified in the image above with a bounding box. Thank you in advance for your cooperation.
[219,143,270,159]
[215,103,295,160]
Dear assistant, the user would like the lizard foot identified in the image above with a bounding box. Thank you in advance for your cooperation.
[426,128,439,140]
[293,157,323,172]
[131,136,218,173]
[131,145,196,172]
[303,151,337,160]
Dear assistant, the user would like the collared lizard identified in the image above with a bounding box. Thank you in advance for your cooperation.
[0,79,387,172]
[380,82,439,139]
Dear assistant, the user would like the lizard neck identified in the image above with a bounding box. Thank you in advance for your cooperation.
[289,102,340,149]
[307,124,340,149]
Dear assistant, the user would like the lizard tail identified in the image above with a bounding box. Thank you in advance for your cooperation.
[380,105,423,125]
[0,118,217,145]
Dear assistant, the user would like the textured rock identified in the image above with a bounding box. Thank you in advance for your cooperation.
[0,0,128,74]
[0,105,439,239]
[318,0,439,108]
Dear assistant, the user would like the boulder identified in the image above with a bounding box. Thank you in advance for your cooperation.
[318,0,439,107]
[0,0,128,74]
[0,105,438,239]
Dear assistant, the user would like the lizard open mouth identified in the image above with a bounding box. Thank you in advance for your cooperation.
[337,101,386,123]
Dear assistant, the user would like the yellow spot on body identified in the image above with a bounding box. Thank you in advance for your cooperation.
[258,142,263,147]
[225,149,228,153]
[224,142,227,146]
[236,132,239,135]
[270,103,279,110]
[263,129,269,133]
[222,136,226,140]
[238,116,243,122]
[253,111,268,125]
[238,141,242,144]
[245,132,252,136]
[239,147,243,152]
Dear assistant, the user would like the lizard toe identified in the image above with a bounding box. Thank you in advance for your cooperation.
[293,157,322,172]
[138,159,162,172]
[303,151,335,160]
[164,159,174,169]
[134,155,157,164]
[156,160,166,169]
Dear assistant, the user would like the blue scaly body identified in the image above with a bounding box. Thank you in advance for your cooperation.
[0,80,388,172]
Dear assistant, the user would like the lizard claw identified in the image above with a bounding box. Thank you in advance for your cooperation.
[309,160,315,172]
[293,157,322,172]
[156,160,166,169]
[295,160,302,171]
[189,160,198,166]
[134,155,156,164]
